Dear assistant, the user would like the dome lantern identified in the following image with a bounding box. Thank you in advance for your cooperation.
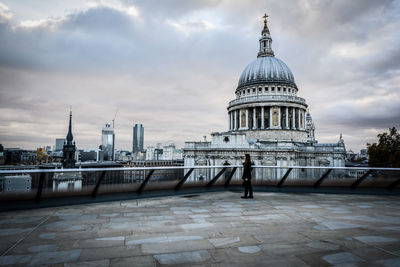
[257,13,274,58]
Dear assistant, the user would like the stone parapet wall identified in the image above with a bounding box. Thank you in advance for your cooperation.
[245,129,307,142]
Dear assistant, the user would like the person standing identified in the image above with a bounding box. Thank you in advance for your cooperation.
[241,154,253,199]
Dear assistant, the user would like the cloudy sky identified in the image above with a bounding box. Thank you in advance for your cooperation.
[0,0,399,152]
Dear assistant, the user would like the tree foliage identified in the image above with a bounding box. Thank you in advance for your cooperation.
[367,127,400,167]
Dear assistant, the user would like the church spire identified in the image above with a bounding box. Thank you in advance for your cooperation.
[63,107,76,168]
[257,13,274,57]
[66,107,73,144]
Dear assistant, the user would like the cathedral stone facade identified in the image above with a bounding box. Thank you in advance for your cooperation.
[183,15,346,181]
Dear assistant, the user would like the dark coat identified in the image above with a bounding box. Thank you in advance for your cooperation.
[242,162,254,181]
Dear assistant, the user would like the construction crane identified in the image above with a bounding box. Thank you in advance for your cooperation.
[111,108,118,161]
[112,108,118,128]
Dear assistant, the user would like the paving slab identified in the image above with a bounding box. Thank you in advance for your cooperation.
[351,247,396,261]
[354,236,398,243]
[322,252,365,265]
[238,245,261,254]
[27,244,59,253]
[110,255,155,267]
[126,235,203,246]
[65,259,110,267]
[377,258,400,267]
[0,254,32,265]
[321,221,365,230]
[78,245,141,261]
[141,239,214,254]
[29,249,81,265]
[154,250,211,265]
[209,236,241,248]
[74,237,125,248]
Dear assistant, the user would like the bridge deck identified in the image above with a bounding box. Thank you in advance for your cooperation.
[0,192,400,266]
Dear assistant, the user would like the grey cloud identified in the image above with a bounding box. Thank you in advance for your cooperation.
[366,47,400,75]
[0,4,252,74]
[124,0,221,18]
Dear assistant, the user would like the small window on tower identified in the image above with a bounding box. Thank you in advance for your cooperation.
[283,88,286,92]
[271,87,275,92]
[263,40,266,47]
[247,89,250,94]
[258,88,262,92]
[278,87,281,92]
[265,87,268,92]
[253,88,255,93]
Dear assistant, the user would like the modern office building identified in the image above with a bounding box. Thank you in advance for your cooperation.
[79,149,104,162]
[133,124,144,153]
[102,123,115,161]
[146,143,183,161]
[55,138,66,151]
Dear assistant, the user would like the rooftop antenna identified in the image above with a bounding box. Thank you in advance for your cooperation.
[112,108,118,128]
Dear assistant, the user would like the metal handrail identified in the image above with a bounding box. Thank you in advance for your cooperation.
[1,165,400,174]
[0,165,399,208]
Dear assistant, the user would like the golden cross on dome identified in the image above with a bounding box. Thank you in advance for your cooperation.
[263,13,268,23]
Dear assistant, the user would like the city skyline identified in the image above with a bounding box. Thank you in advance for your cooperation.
[0,1,399,152]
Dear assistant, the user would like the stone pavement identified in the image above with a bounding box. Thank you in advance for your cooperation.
[0,192,400,266]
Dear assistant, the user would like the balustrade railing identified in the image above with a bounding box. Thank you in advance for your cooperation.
[228,95,306,106]
[0,165,399,205]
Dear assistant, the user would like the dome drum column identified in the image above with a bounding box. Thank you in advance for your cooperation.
[231,112,234,130]
[252,107,257,130]
[301,109,306,129]
[239,110,242,130]
[280,106,284,129]
[239,109,247,130]
[297,108,300,129]
[278,107,281,129]
[229,112,233,131]
[231,112,234,131]
[228,112,231,131]
[245,109,249,129]
[269,107,272,129]
[234,110,237,130]
[292,108,296,130]
[286,107,289,129]
[261,107,265,129]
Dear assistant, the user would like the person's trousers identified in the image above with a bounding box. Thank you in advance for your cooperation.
[243,180,253,197]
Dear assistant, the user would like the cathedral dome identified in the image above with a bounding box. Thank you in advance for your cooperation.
[237,56,296,89]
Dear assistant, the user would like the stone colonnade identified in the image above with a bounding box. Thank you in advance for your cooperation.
[229,106,306,131]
